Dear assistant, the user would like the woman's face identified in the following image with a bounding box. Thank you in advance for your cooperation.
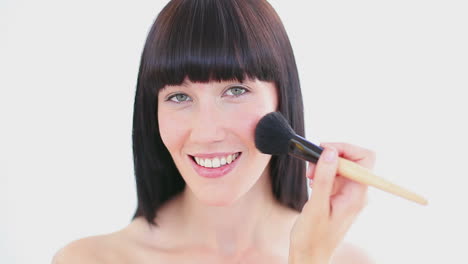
[158,77,278,206]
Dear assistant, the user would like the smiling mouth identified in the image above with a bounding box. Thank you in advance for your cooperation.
[190,152,242,168]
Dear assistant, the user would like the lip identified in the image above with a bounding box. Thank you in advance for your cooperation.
[189,152,242,179]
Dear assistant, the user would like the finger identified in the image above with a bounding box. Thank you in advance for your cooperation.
[306,162,316,180]
[320,142,376,169]
[308,147,339,213]
[330,175,347,196]
[332,179,368,220]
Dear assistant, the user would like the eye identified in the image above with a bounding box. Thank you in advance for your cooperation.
[225,86,248,97]
[167,93,192,103]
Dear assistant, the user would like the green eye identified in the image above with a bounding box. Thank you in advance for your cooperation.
[226,86,247,96]
[168,93,191,103]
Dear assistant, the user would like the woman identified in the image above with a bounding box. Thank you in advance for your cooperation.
[53,0,375,263]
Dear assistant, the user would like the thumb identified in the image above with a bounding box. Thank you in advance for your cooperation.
[306,147,339,214]
[306,162,317,180]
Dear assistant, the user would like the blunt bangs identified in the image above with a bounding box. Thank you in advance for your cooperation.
[143,0,287,90]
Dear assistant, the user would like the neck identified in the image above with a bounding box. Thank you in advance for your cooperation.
[176,170,278,256]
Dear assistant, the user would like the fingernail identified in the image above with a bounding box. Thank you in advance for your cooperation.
[323,148,337,163]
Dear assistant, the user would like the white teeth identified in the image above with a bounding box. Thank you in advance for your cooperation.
[194,153,240,168]
[212,158,220,168]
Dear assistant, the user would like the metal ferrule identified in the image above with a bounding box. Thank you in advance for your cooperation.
[288,135,323,163]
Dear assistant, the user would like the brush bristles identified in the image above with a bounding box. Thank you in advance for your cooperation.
[254,112,296,155]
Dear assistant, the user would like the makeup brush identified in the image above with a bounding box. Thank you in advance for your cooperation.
[255,112,428,206]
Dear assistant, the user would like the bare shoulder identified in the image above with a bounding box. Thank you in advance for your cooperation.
[52,219,163,264]
[52,235,106,264]
[52,232,127,264]
[331,242,375,264]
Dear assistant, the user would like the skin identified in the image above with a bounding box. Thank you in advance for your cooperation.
[290,143,376,263]
[52,78,376,264]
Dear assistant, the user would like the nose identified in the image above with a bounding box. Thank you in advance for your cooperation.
[189,101,227,144]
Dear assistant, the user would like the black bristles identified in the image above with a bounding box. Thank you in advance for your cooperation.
[255,112,296,155]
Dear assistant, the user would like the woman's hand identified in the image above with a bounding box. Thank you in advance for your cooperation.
[289,142,376,264]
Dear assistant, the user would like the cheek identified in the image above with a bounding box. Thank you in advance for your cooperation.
[158,111,187,153]
[231,102,274,146]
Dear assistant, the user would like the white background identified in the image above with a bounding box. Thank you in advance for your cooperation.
[1,0,467,263]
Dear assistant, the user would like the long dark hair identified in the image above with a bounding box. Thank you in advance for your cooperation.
[132,0,307,226]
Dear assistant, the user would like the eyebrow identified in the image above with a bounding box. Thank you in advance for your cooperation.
[164,79,248,92]
[160,80,189,92]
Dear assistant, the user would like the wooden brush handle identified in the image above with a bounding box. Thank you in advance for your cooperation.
[337,157,428,205]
